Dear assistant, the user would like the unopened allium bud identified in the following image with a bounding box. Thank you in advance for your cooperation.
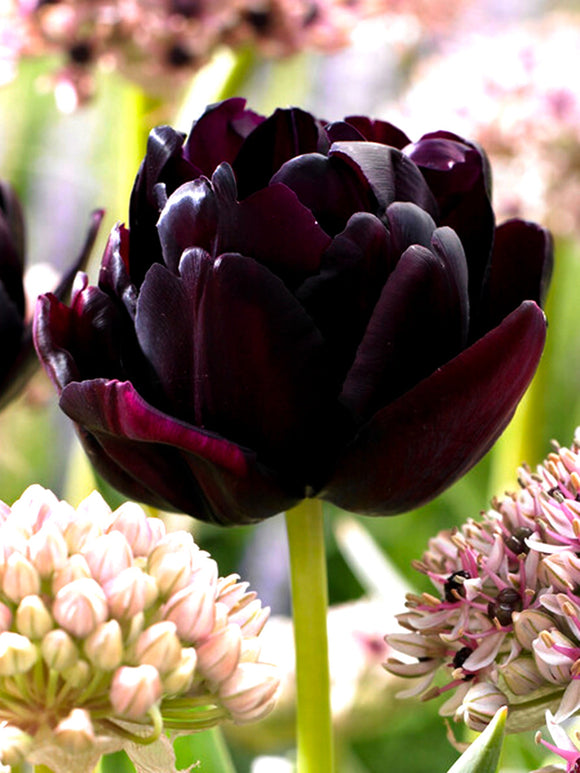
[110,665,162,720]
[53,709,95,752]
[53,578,108,637]
[41,629,78,672]
[0,485,278,772]
[134,621,182,674]
[386,427,580,735]
[0,632,36,675]
[219,663,281,724]
[84,620,123,671]
[0,723,33,766]
[3,553,40,602]
[15,595,53,639]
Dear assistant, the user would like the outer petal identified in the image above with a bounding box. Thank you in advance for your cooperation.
[182,97,265,176]
[60,379,300,525]
[321,301,546,515]
[0,180,26,315]
[343,115,411,148]
[477,219,554,334]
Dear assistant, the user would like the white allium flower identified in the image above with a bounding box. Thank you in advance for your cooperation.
[0,485,279,773]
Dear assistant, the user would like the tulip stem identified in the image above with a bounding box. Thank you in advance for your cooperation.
[285,498,334,773]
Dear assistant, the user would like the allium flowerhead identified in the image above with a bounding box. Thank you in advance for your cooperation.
[34,98,552,525]
[394,12,580,236]
[386,428,580,738]
[0,485,278,773]
[6,0,399,109]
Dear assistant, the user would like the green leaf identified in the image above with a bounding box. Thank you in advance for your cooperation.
[446,707,507,773]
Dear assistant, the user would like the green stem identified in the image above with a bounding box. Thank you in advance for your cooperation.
[285,498,334,773]
[173,727,237,773]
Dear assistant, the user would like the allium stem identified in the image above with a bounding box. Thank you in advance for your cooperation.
[285,498,334,773]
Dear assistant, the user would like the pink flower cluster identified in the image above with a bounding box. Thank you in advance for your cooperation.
[392,12,580,235]
[3,0,396,108]
[386,428,580,741]
[0,485,278,773]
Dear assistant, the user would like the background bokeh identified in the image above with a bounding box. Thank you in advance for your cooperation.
[0,0,578,770]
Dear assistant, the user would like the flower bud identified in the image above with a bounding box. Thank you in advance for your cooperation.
[27,524,68,578]
[163,584,216,643]
[63,512,102,554]
[0,632,37,675]
[53,708,95,752]
[109,502,164,555]
[104,566,157,619]
[110,665,162,719]
[135,621,182,674]
[51,554,92,594]
[513,609,555,650]
[3,552,40,602]
[163,647,197,695]
[500,656,546,695]
[15,595,53,639]
[455,683,508,732]
[53,578,108,637]
[82,531,132,585]
[147,538,192,597]
[230,600,270,637]
[533,630,575,684]
[41,629,78,671]
[61,659,91,689]
[196,623,242,685]
[84,620,123,670]
[219,663,280,723]
[0,724,33,766]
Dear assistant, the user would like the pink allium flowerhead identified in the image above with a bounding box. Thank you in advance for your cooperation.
[393,12,580,236]
[0,484,278,773]
[6,0,400,108]
[386,428,580,738]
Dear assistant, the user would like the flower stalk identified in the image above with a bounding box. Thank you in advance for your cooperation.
[286,498,334,773]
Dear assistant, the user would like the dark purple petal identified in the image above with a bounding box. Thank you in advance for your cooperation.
[135,248,345,487]
[53,209,105,302]
[60,379,300,524]
[404,134,494,315]
[330,141,438,218]
[232,107,326,198]
[0,181,25,316]
[322,301,546,515]
[99,222,137,318]
[0,282,24,377]
[324,121,366,143]
[128,125,197,285]
[157,178,218,272]
[384,201,437,258]
[477,219,554,334]
[341,227,469,420]
[343,116,411,148]
[296,212,391,376]
[270,152,374,236]
[182,97,265,176]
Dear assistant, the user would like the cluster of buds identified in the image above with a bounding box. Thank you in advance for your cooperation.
[0,485,278,773]
[4,0,394,109]
[385,427,580,745]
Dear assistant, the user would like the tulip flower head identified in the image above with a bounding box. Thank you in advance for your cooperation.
[34,99,552,525]
[0,181,101,409]
[386,428,580,738]
[0,485,278,773]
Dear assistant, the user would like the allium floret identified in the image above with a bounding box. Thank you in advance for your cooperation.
[0,485,279,773]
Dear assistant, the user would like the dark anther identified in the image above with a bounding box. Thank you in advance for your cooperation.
[503,526,533,555]
[245,10,271,33]
[487,587,522,626]
[171,0,202,18]
[444,570,470,602]
[68,41,93,65]
[452,647,475,680]
[166,44,194,68]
